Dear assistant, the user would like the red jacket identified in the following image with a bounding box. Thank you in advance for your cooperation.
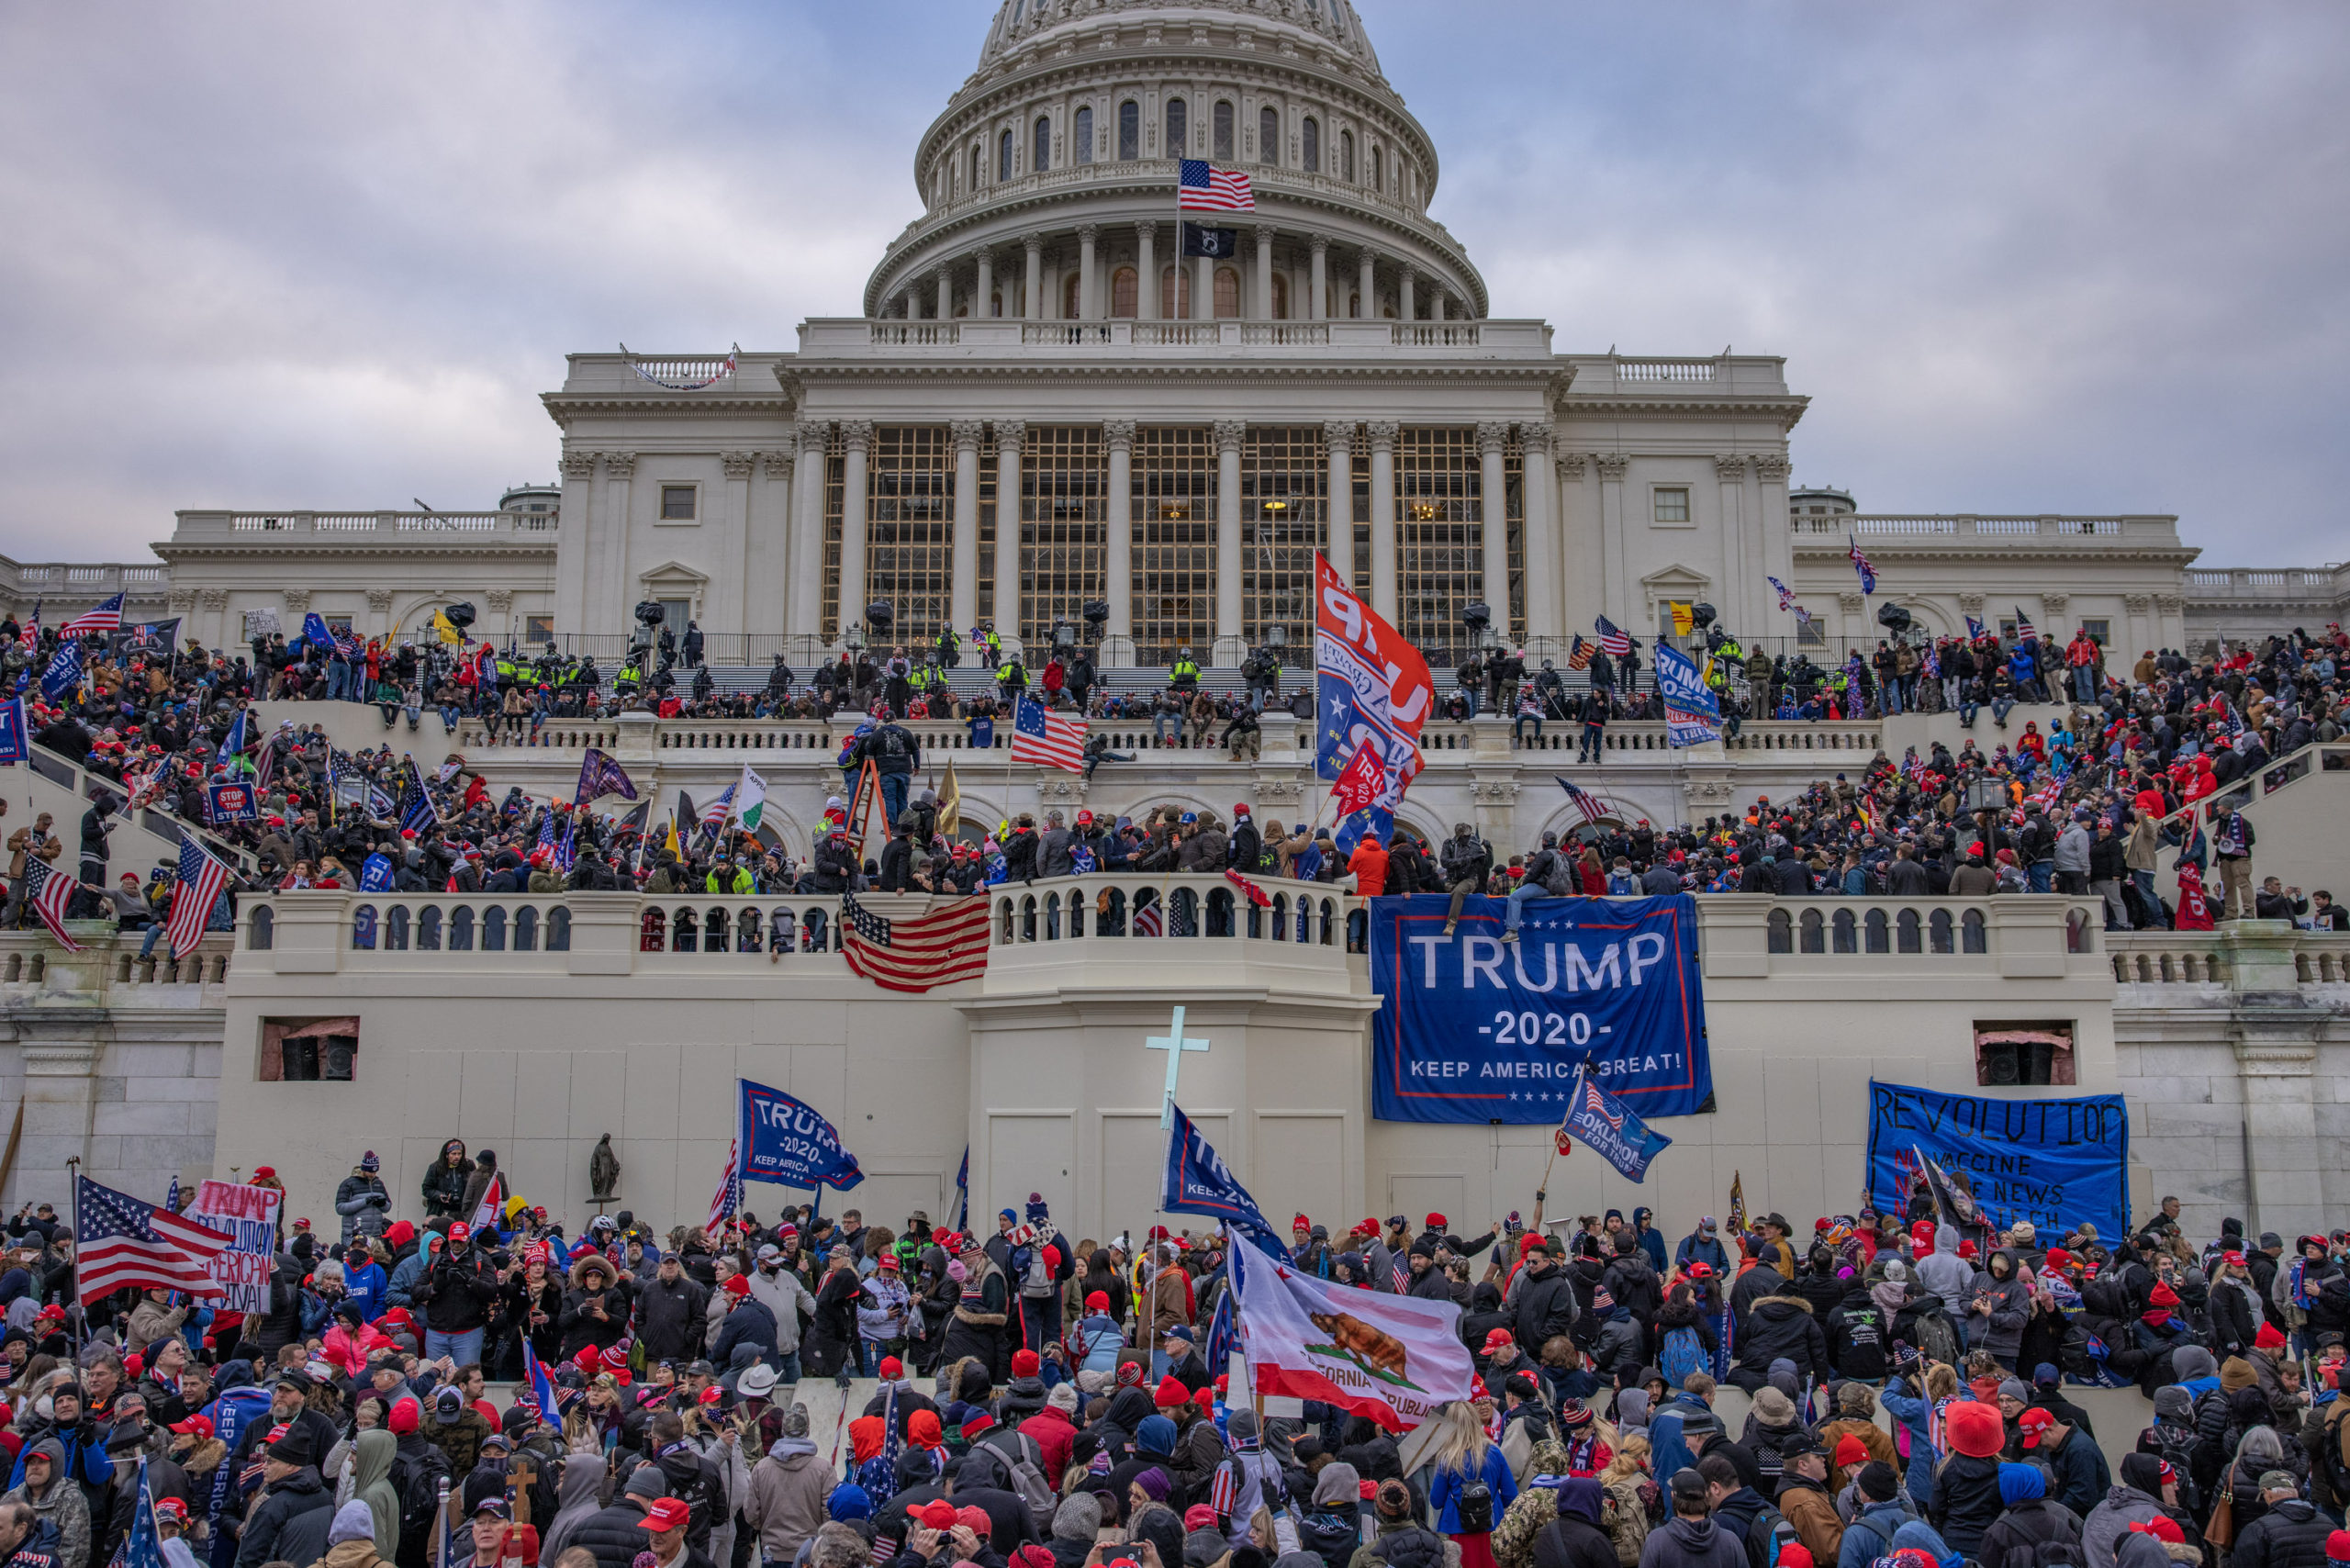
[1018,1406,1079,1487]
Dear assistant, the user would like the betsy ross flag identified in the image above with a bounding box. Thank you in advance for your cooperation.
[23,859,83,951]
[1010,695,1085,771]
[842,892,990,993]
[708,1135,741,1238]
[164,836,231,960]
[1849,537,1878,594]
[1593,616,1631,656]
[74,1173,232,1305]
[60,592,126,639]
[1178,160,1254,211]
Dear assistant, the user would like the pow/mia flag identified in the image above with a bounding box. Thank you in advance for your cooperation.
[1181,222,1237,258]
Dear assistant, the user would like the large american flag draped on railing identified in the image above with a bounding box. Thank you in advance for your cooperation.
[164,835,230,961]
[1010,696,1085,771]
[75,1174,232,1305]
[842,893,991,992]
[1178,160,1254,211]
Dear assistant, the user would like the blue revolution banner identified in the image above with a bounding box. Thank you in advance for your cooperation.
[1654,644,1721,747]
[1160,1101,1291,1261]
[1864,1079,2129,1240]
[1561,1067,1673,1182]
[1370,893,1711,1123]
[737,1078,865,1192]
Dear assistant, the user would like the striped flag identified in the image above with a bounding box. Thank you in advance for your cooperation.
[1848,537,1877,594]
[1135,899,1165,937]
[1965,614,1988,641]
[467,1172,505,1234]
[1555,776,1606,828]
[708,1136,741,1238]
[1010,696,1085,772]
[1594,617,1630,656]
[842,892,990,992]
[397,765,438,835]
[1178,160,1255,211]
[23,859,83,950]
[164,836,230,960]
[2013,606,2036,640]
[60,592,126,639]
[17,602,37,652]
[1565,634,1592,672]
[521,1340,562,1423]
[74,1173,232,1304]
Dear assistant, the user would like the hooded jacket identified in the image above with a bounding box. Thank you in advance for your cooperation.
[4,1439,88,1568]
[1971,1254,2033,1360]
[1914,1226,1975,1319]
[744,1435,826,1562]
[236,1463,332,1568]
[1633,1514,1747,1568]
[539,1454,610,1567]
[1733,1298,1830,1388]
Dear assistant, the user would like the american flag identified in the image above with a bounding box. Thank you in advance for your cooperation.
[164,835,231,961]
[708,1135,740,1237]
[17,603,37,652]
[1594,616,1630,656]
[1135,899,1165,937]
[1849,537,1878,595]
[842,892,991,993]
[1565,634,1592,671]
[74,1173,232,1305]
[397,765,438,835]
[1555,776,1606,828]
[2013,606,2036,640]
[113,1458,163,1568]
[23,858,83,950]
[1010,696,1085,772]
[1178,160,1254,212]
[60,592,126,639]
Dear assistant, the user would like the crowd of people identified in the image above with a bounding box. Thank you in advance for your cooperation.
[9,1157,2350,1568]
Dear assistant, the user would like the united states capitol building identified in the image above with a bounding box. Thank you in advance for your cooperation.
[6,0,2344,1246]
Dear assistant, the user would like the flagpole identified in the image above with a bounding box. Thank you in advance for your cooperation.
[65,1155,83,1361]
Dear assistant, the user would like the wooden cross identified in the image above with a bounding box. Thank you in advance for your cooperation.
[1145,1005,1211,1129]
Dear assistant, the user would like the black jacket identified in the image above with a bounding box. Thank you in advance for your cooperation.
[2232,1499,2333,1568]
[413,1245,501,1334]
[570,1500,659,1568]
[633,1273,711,1361]
[1533,1515,1619,1568]
[1928,1451,2004,1556]
[1734,1296,1830,1386]
[235,1466,332,1568]
[1975,1496,2080,1568]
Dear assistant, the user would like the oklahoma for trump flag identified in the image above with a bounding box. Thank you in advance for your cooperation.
[1229,1231,1473,1431]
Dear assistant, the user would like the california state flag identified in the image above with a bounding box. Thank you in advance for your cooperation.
[469,1173,505,1234]
[1229,1231,1473,1431]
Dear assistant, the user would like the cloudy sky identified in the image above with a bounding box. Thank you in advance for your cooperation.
[2,2,2344,565]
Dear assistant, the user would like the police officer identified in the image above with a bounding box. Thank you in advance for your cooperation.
[996,653,1027,705]
[1169,646,1200,693]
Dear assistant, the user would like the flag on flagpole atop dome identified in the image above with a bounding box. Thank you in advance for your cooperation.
[1178,160,1254,211]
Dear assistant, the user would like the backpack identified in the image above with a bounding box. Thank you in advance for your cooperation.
[391,1442,452,1551]
[2144,1423,2206,1517]
[1745,1503,1799,1568]
[1452,1475,1494,1534]
[1000,1430,1056,1525]
[1660,1325,1707,1390]
[1909,1304,1960,1368]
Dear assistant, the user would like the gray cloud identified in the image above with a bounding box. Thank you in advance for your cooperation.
[1,2,2342,566]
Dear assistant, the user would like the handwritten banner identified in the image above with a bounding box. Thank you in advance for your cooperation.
[190,1180,281,1311]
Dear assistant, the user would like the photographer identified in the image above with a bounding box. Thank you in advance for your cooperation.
[409,1221,501,1367]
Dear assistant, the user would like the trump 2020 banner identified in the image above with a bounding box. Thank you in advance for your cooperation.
[1229,1229,1472,1431]
[1654,644,1721,747]
[1315,554,1431,855]
[1370,893,1711,1123]
[737,1078,865,1192]
[1864,1079,2129,1241]
[1160,1101,1291,1262]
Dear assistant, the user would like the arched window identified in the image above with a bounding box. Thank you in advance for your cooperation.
[1073,105,1093,164]
[1259,106,1280,164]
[1112,266,1138,318]
[971,144,983,189]
[1371,144,1383,191]
[1270,274,1289,319]
[1165,97,1187,157]
[1062,272,1081,319]
[1160,265,1192,319]
[1831,908,1857,954]
[1929,909,1954,955]
[1897,908,1922,955]
[1303,117,1319,173]
[448,906,474,952]
[1767,909,1792,954]
[999,129,1013,182]
[1799,908,1824,953]
[1034,116,1051,174]
[1214,266,1239,319]
[1214,101,1235,162]
[1962,910,1987,954]
[1341,129,1354,181]
[1864,908,1889,954]
[990,289,1004,318]
[1118,100,1139,160]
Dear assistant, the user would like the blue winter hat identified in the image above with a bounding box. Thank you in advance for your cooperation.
[826,1484,872,1522]
[1136,1415,1179,1456]
[1997,1463,2046,1506]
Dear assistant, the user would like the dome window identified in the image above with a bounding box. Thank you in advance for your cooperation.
[1340,129,1355,182]
[1034,115,1051,174]
[1119,100,1139,161]
[1000,129,1013,182]
[1259,106,1280,165]
[1112,266,1138,319]
[1303,117,1319,174]
[1074,105,1093,164]
[1214,101,1235,162]
[1166,97,1188,158]
[1371,144,1382,191]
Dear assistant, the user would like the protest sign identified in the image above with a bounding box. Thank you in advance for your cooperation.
[189,1180,281,1311]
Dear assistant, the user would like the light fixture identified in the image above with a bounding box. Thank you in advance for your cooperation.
[1262,499,1288,512]
[1265,624,1288,651]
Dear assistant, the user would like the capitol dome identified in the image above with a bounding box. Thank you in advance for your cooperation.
[865,0,1484,324]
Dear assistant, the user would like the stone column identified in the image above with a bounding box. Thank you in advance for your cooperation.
[995,420,1026,655]
[1102,420,1136,666]
[1324,421,1355,586]
[1477,422,1510,632]
[2154,591,2186,652]
[1521,422,1557,655]
[977,252,995,318]
[1136,222,1158,322]
[950,422,983,633]
[1595,453,1629,628]
[1214,420,1247,661]
[1400,265,1417,323]
[754,449,794,636]
[1078,226,1099,320]
[934,265,952,323]
[837,421,873,642]
[601,452,636,633]
[1755,454,1794,642]
[1309,236,1328,321]
[1715,454,1750,631]
[788,426,827,651]
[1557,453,1597,641]
[1194,251,1214,323]
[1358,252,1376,319]
[2124,593,2153,660]
[1024,234,1044,321]
[1368,420,1399,622]
[557,449,597,634]
[718,451,755,634]
[1254,226,1274,320]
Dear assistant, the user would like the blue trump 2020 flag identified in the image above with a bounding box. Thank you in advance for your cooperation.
[1160,1101,1291,1261]
[0,696,27,766]
[737,1078,864,1192]
[39,639,83,701]
[1561,1067,1673,1182]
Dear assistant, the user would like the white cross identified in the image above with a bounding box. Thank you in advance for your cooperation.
[1146,1005,1211,1128]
